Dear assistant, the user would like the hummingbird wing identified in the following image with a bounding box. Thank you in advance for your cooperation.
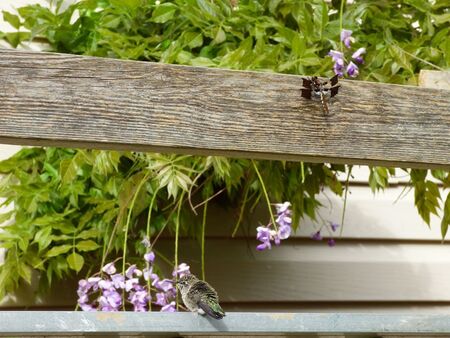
[188,280,226,319]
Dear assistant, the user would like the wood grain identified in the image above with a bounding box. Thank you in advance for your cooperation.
[0,49,449,169]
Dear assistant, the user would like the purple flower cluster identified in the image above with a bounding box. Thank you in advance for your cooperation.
[77,242,190,312]
[310,221,339,247]
[328,29,366,78]
[256,202,292,251]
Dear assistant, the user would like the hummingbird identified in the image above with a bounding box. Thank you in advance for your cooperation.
[176,274,225,319]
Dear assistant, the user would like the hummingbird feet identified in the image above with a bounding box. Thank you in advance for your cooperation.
[197,308,206,316]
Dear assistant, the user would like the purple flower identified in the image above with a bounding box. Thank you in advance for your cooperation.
[256,226,271,242]
[78,293,89,304]
[77,279,92,297]
[144,251,155,263]
[327,238,336,247]
[110,274,125,289]
[143,267,153,281]
[155,292,167,306]
[275,202,291,214]
[328,50,344,63]
[328,50,345,77]
[276,211,292,226]
[173,263,190,278]
[256,202,293,251]
[278,225,291,240]
[98,289,121,311]
[155,279,174,292]
[98,279,113,290]
[352,47,366,64]
[87,277,101,283]
[256,226,272,251]
[333,59,345,77]
[256,241,271,251]
[102,262,116,275]
[340,29,353,48]
[129,290,148,312]
[80,303,96,311]
[346,61,359,77]
[311,231,322,241]
[161,301,176,312]
[126,265,142,279]
[330,222,339,232]
[86,277,100,291]
[125,278,140,292]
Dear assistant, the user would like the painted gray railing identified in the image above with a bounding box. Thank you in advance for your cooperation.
[0,312,450,336]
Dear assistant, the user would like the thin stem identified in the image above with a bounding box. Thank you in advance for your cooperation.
[394,183,413,204]
[192,188,226,211]
[201,200,208,281]
[174,192,185,311]
[188,167,208,215]
[146,186,159,312]
[231,182,250,238]
[390,43,445,71]
[301,162,305,183]
[122,172,150,309]
[339,0,345,50]
[101,211,123,273]
[251,160,277,231]
[339,165,353,236]
[154,249,173,266]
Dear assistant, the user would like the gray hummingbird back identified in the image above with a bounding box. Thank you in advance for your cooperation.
[177,274,225,319]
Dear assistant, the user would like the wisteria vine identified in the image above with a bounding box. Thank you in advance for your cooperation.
[77,240,190,312]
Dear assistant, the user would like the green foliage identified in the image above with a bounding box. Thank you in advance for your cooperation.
[0,0,449,298]
[0,147,344,297]
[2,0,448,79]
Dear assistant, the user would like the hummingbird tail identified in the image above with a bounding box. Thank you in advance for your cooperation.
[198,301,226,320]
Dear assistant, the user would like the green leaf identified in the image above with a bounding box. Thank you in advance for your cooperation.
[18,262,32,284]
[46,244,72,258]
[0,210,14,224]
[185,32,203,49]
[441,193,450,239]
[432,12,450,25]
[76,240,100,252]
[3,11,21,29]
[213,27,226,44]
[4,32,30,48]
[76,228,100,239]
[67,252,84,272]
[151,3,178,23]
[34,226,52,252]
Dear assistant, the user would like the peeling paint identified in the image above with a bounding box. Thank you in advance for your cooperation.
[268,313,295,320]
[95,312,126,323]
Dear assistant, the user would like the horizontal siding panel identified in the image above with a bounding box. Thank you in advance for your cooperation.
[205,186,442,241]
[2,240,450,307]
[161,239,450,302]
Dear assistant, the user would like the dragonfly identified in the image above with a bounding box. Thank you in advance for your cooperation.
[300,75,341,114]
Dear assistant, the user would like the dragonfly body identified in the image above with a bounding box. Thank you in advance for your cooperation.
[301,75,340,114]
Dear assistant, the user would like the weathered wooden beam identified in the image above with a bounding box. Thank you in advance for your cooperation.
[0,312,450,336]
[0,49,449,169]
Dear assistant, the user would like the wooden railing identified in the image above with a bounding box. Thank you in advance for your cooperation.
[1,49,449,169]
